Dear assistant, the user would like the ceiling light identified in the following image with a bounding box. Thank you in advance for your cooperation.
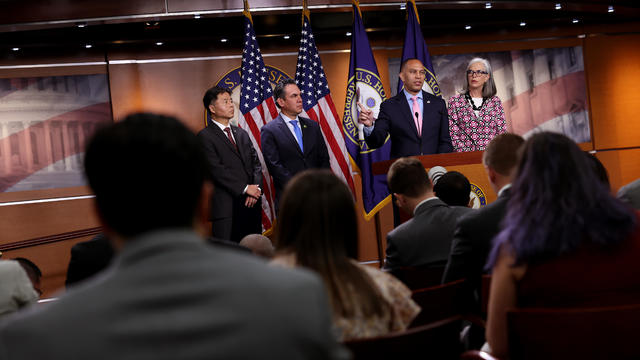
[572,18,579,23]
[283,35,290,40]
[85,44,92,48]
[346,32,352,36]
[520,21,526,27]
[555,3,562,10]
[155,42,163,46]
[12,47,19,51]
[485,3,492,9]
[400,3,406,10]
[76,22,87,28]
[194,14,201,19]
[220,38,228,43]
[465,25,472,30]
[608,6,614,13]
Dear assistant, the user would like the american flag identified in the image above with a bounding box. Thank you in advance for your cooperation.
[295,4,356,194]
[238,3,278,233]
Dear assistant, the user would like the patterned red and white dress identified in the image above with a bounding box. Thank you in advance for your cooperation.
[447,93,507,152]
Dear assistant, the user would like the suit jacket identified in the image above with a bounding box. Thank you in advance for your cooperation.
[260,114,330,205]
[442,188,510,312]
[0,230,348,360]
[384,198,471,270]
[618,178,640,210]
[197,124,262,220]
[65,233,114,287]
[366,90,453,158]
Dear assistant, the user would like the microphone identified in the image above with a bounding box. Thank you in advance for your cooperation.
[428,166,447,186]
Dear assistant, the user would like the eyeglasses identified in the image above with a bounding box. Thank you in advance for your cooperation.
[467,70,489,77]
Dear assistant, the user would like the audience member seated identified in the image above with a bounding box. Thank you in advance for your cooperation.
[618,178,640,210]
[240,234,275,259]
[65,233,114,287]
[0,113,348,360]
[14,258,42,297]
[434,171,472,207]
[0,260,39,318]
[271,170,420,341]
[485,132,640,358]
[586,152,610,189]
[384,158,471,270]
[443,133,524,304]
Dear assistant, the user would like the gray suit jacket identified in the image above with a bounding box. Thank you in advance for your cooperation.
[0,230,348,360]
[384,198,472,270]
[618,178,640,210]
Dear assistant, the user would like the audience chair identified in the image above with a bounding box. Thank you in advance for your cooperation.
[507,304,640,360]
[410,279,466,327]
[344,315,463,360]
[388,264,446,290]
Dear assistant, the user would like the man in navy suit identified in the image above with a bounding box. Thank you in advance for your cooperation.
[261,79,330,208]
[198,86,262,242]
[358,58,453,157]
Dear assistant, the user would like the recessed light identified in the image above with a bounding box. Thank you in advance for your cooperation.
[555,3,562,10]
[465,25,472,30]
[520,21,526,27]
[194,14,201,19]
[572,18,579,23]
[485,2,492,9]
[283,35,290,40]
[220,38,228,43]
[346,32,352,36]
[400,3,406,10]
[12,47,19,51]
[85,44,92,49]
[608,6,614,13]
[76,23,87,28]
[155,42,163,46]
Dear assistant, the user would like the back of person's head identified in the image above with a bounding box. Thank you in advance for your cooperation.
[240,234,275,259]
[14,257,42,296]
[586,153,610,188]
[387,157,431,197]
[84,112,208,238]
[276,170,388,319]
[488,132,636,268]
[434,171,471,206]
[482,133,525,176]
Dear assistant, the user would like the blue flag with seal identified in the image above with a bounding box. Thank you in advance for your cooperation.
[342,0,391,219]
[398,0,442,97]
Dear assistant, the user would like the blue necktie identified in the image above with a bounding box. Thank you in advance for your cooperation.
[290,120,304,152]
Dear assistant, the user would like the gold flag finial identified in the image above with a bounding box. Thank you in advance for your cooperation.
[243,0,253,23]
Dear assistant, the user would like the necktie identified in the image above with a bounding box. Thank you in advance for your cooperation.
[290,120,304,152]
[411,95,422,136]
[224,127,238,151]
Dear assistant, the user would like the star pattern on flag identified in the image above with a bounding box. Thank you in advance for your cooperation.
[240,22,272,114]
[295,18,330,111]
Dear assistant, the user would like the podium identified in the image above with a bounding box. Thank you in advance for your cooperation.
[365,151,497,267]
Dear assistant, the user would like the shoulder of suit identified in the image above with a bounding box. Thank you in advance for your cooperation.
[423,91,445,103]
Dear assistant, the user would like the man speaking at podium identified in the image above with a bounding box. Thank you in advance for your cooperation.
[358,58,453,157]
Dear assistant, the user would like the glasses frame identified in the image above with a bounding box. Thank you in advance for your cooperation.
[466,70,489,77]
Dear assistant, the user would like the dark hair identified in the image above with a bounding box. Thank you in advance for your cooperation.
[387,157,431,197]
[84,113,208,238]
[273,78,296,109]
[434,171,471,206]
[202,86,232,115]
[487,132,636,268]
[399,58,422,73]
[14,257,42,280]
[276,170,389,319]
[482,133,525,176]
[586,153,610,188]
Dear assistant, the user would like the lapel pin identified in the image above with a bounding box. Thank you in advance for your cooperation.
[427,100,431,104]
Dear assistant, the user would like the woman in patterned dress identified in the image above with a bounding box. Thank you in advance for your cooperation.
[448,58,506,152]
[271,170,420,341]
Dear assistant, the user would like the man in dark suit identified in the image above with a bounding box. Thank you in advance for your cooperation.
[198,86,262,242]
[261,79,330,207]
[384,157,471,270]
[442,133,524,298]
[358,58,453,157]
[0,113,348,360]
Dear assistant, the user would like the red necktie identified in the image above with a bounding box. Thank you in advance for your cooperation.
[224,127,238,151]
